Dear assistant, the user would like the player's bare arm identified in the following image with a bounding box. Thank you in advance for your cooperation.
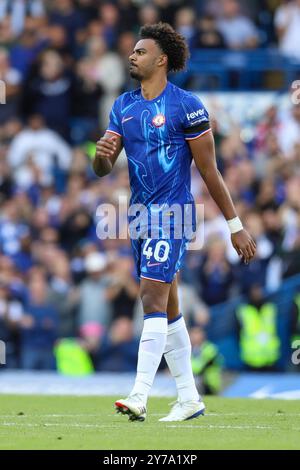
[93,132,123,177]
[188,131,256,264]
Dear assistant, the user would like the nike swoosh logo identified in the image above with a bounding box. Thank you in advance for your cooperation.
[122,116,134,124]
[147,262,161,267]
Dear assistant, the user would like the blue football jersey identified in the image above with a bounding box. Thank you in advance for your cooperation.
[107,81,210,231]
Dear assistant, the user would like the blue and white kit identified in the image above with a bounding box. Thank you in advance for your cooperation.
[107,81,210,283]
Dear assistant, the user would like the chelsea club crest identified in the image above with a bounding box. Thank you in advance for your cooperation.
[152,113,166,127]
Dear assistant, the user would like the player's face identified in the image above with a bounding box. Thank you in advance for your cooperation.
[129,39,166,81]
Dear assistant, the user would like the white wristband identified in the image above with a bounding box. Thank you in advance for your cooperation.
[227,217,243,234]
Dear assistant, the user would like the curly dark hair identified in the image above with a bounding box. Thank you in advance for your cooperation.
[139,22,189,73]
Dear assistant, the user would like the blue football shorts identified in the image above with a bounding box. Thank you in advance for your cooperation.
[130,226,190,284]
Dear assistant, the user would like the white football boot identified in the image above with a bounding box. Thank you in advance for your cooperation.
[115,394,147,422]
[159,399,205,422]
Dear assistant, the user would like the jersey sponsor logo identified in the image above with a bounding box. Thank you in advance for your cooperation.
[146,261,162,267]
[152,113,166,127]
[122,116,134,124]
[187,116,209,127]
[186,108,205,121]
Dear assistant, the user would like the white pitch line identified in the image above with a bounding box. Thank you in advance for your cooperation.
[1,422,294,431]
[0,414,104,418]
[166,424,273,430]
[0,422,130,429]
[202,412,300,417]
[2,412,300,418]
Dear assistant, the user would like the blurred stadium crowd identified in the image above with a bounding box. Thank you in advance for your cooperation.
[0,0,300,378]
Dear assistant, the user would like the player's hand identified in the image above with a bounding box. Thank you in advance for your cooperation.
[96,136,117,158]
[231,229,256,264]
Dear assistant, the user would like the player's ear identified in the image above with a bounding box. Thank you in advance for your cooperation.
[158,54,168,68]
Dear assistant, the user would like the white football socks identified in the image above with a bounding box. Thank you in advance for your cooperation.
[164,314,200,402]
[130,313,168,404]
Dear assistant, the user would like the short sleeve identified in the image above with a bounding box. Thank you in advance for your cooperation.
[181,93,211,141]
[106,98,123,137]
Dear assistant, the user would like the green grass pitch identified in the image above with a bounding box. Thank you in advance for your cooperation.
[0,395,299,450]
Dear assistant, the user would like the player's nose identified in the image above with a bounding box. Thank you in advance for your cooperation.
[129,52,137,62]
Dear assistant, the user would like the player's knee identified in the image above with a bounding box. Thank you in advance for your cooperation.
[140,290,166,314]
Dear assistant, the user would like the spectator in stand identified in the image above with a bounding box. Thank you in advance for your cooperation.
[0,256,26,304]
[153,0,179,25]
[0,148,13,200]
[11,232,34,275]
[76,0,99,25]
[9,21,45,79]
[7,114,72,189]
[0,0,45,38]
[290,289,300,347]
[177,278,210,327]
[278,104,300,158]
[117,0,139,34]
[174,7,197,48]
[235,283,281,371]
[0,200,30,258]
[217,0,259,49]
[281,176,300,253]
[106,253,139,322]
[274,0,300,61]
[77,252,112,334]
[0,15,15,46]
[59,207,95,253]
[192,14,226,49]
[21,50,73,140]
[117,30,138,92]
[20,275,58,370]
[237,209,274,294]
[198,237,235,306]
[41,24,72,64]
[0,282,24,368]
[71,56,103,144]
[98,2,120,49]
[190,327,223,395]
[97,316,139,372]
[49,0,87,52]
[138,3,160,27]
[84,36,125,133]
[47,251,76,338]
[0,48,22,124]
